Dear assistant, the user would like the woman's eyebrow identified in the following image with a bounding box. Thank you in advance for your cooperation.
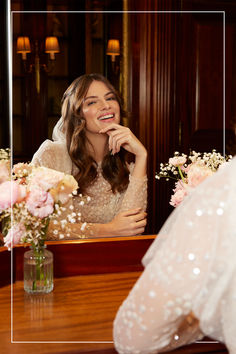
[84,91,114,101]
[84,95,98,102]
[104,91,114,96]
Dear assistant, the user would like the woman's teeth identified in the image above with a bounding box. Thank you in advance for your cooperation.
[98,114,114,121]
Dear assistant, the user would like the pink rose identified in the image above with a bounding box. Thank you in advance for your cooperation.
[29,167,65,191]
[169,156,187,166]
[26,188,54,218]
[4,222,26,249]
[187,163,213,188]
[49,175,78,204]
[170,188,188,207]
[0,160,10,183]
[0,181,27,212]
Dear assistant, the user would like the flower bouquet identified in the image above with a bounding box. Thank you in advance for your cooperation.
[0,149,78,293]
[155,150,232,207]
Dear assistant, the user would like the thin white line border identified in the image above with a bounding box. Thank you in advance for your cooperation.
[9,8,225,345]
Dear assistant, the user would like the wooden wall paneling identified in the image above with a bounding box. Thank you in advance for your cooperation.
[175,13,196,153]
[131,8,178,233]
[128,0,236,233]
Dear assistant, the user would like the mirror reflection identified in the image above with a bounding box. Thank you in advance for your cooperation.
[1,2,236,247]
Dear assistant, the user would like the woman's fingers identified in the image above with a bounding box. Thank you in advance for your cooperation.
[100,124,133,154]
[100,123,147,158]
[133,212,147,223]
[120,208,142,217]
[110,209,147,236]
[108,130,130,154]
[99,123,122,134]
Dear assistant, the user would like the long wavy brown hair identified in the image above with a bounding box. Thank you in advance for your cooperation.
[61,73,130,194]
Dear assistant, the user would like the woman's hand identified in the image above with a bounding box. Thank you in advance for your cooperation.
[99,123,147,158]
[103,208,147,237]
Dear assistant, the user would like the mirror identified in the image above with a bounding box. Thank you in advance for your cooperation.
[1,2,235,247]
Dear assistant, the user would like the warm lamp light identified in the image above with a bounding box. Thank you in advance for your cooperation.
[17,36,31,60]
[45,36,60,60]
[17,35,60,94]
[106,39,120,62]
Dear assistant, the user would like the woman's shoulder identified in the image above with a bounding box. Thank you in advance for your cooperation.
[32,140,72,173]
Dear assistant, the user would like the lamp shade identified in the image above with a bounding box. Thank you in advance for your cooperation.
[45,37,60,59]
[17,37,31,60]
[106,39,120,56]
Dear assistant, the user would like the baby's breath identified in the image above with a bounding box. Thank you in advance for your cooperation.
[156,150,231,182]
[0,148,10,160]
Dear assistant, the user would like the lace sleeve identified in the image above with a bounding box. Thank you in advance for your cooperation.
[31,140,72,174]
[32,141,97,239]
[45,199,101,240]
[119,163,147,212]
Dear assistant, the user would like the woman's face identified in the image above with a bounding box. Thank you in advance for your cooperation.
[81,80,120,134]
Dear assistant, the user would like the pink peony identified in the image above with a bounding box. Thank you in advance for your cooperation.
[187,163,213,188]
[26,188,54,218]
[0,160,10,183]
[170,180,189,207]
[173,179,185,192]
[169,156,187,166]
[13,162,32,176]
[4,222,26,249]
[29,167,65,191]
[0,181,27,212]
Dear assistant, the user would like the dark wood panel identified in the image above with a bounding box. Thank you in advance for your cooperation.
[0,236,155,286]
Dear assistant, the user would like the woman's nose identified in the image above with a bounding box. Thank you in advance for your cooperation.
[99,99,110,110]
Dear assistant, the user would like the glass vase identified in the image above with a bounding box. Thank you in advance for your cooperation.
[24,246,54,294]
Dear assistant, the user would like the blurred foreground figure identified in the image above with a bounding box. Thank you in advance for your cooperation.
[113,157,236,354]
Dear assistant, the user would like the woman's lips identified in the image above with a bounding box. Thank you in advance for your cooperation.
[98,113,115,121]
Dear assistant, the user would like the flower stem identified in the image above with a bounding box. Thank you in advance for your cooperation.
[178,166,186,183]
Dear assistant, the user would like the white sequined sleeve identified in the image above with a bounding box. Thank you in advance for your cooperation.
[113,157,236,353]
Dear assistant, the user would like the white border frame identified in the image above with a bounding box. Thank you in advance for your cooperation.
[8,6,225,345]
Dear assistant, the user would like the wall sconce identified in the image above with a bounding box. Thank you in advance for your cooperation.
[106,39,120,62]
[106,39,120,74]
[17,36,60,94]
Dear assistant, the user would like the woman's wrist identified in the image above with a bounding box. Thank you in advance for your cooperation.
[97,222,114,237]
[134,146,147,160]
[132,150,147,178]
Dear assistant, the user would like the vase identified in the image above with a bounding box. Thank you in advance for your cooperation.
[24,246,54,294]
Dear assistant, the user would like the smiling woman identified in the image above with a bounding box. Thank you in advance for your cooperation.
[32,74,148,240]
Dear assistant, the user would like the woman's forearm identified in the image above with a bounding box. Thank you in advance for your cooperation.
[132,151,147,179]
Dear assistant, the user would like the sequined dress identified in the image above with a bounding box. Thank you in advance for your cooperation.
[32,140,147,238]
[113,157,236,353]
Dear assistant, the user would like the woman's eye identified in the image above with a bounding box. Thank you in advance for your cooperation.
[107,96,116,101]
[87,101,96,106]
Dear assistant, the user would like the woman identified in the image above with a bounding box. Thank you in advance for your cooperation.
[32,74,147,238]
[113,156,236,353]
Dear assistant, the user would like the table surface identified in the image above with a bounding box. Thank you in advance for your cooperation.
[0,236,228,354]
[0,272,228,354]
[0,272,140,353]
